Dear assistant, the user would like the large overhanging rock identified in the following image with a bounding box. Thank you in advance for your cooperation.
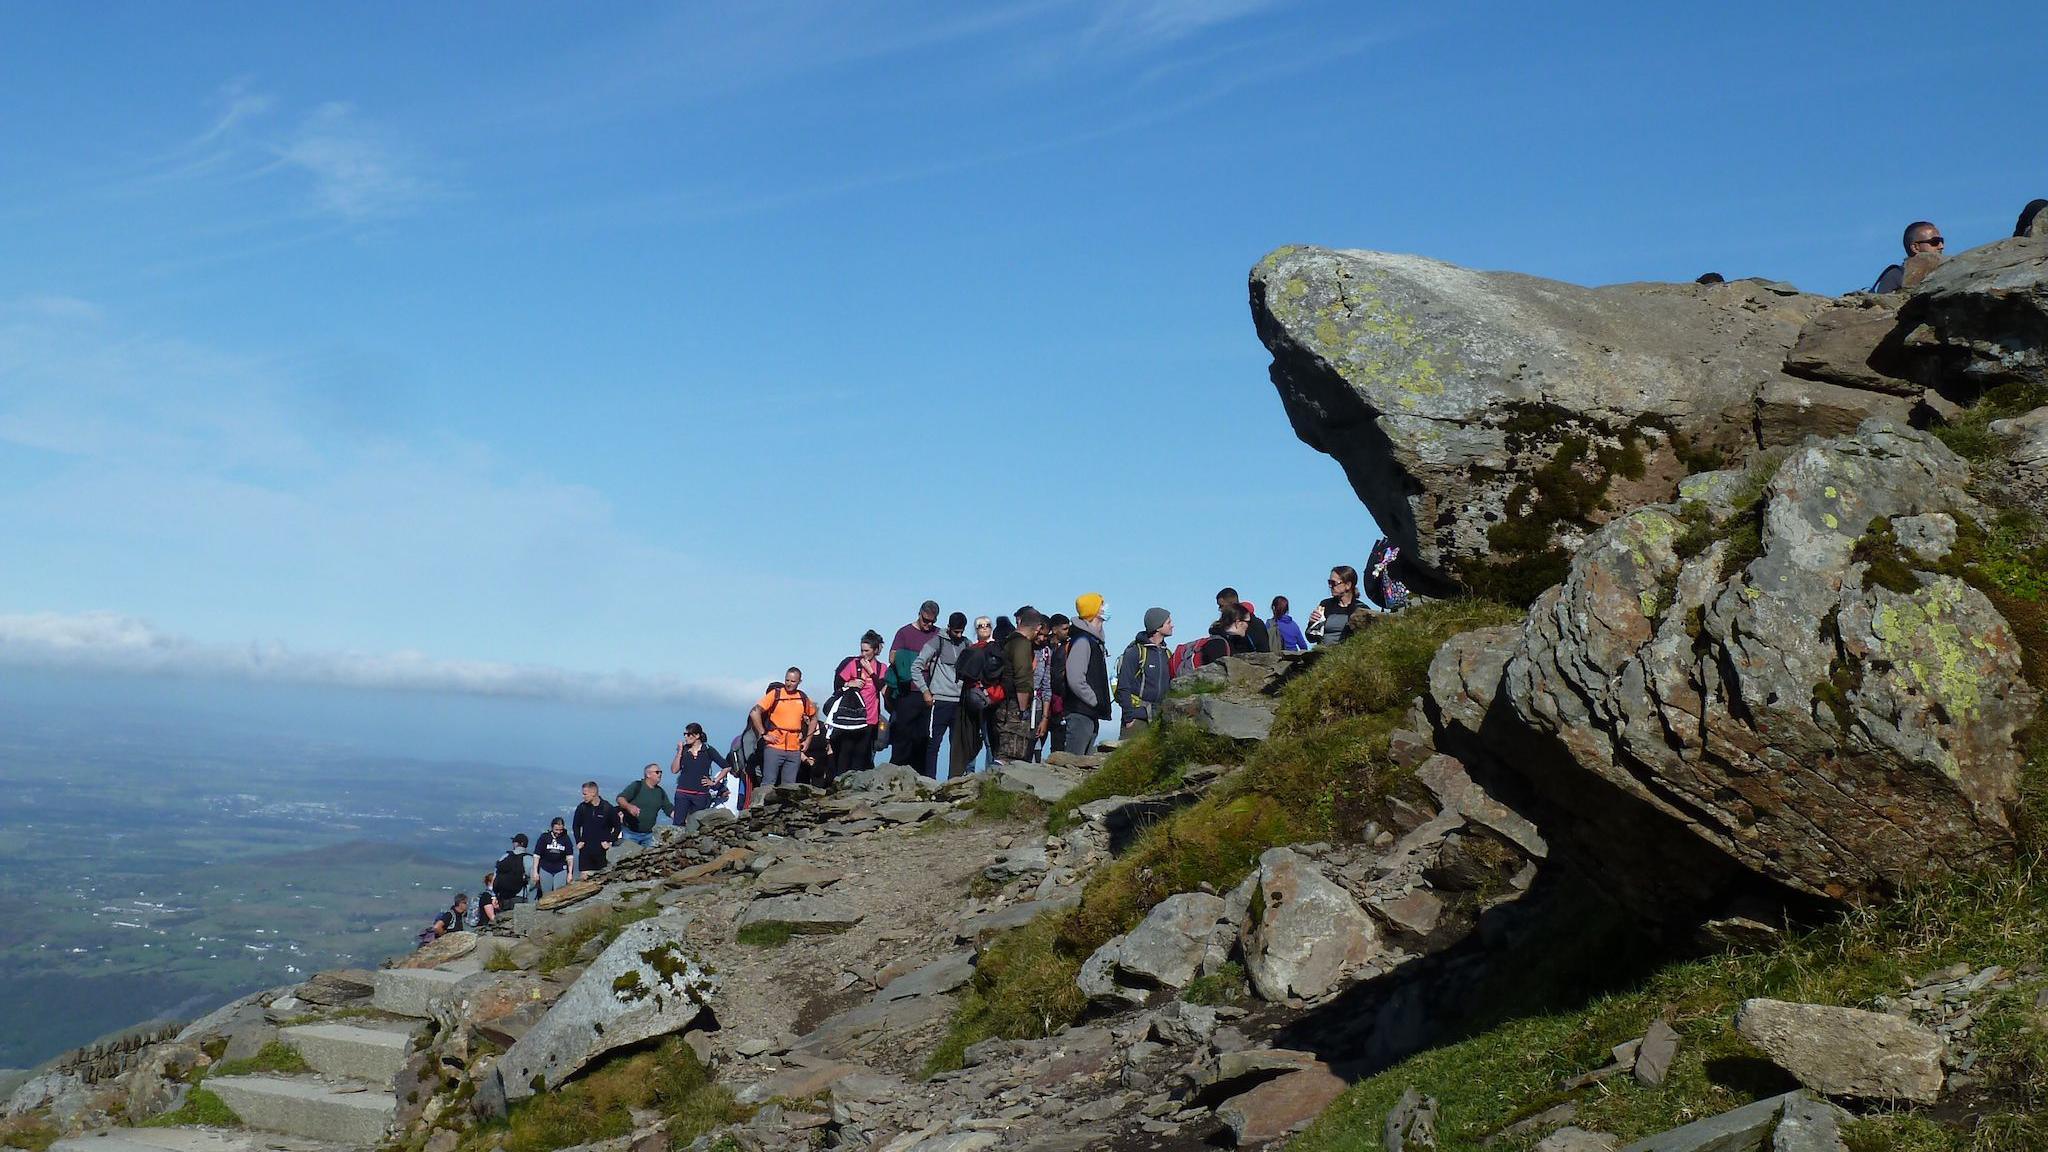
[1896,235,2048,392]
[482,917,715,1114]
[1250,246,1915,599]
[1476,419,2033,901]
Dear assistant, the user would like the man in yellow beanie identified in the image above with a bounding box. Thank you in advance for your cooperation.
[1058,593,1112,754]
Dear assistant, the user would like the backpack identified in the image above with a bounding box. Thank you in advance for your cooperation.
[1366,539,1411,611]
[822,682,870,731]
[1048,638,1072,699]
[956,642,1007,714]
[757,686,812,736]
[1168,638,1219,680]
[493,851,528,895]
[729,727,764,775]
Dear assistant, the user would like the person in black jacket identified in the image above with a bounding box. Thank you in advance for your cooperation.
[492,834,534,907]
[572,781,618,874]
[669,723,729,821]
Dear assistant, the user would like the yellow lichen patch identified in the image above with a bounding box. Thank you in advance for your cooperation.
[1871,578,1986,777]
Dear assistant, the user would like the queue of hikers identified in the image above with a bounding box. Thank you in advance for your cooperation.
[420,548,1410,944]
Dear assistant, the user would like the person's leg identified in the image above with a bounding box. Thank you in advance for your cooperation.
[855,724,879,774]
[888,693,921,767]
[767,748,801,788]
[923,700,955,779]
[1062,715,1098,756]
[992,700,1029,762]
[621,829,651,847]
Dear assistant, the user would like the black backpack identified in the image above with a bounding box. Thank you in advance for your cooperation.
[493,851,528,895]
[1048,638,1072,699]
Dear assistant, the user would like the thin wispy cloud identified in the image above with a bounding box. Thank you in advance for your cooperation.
[130,84,434,221]
[1085,0,1288,48]
[0,611,758,708]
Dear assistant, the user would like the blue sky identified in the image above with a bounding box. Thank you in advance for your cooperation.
[2,0,2044,723]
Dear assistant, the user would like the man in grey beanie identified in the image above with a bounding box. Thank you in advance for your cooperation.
[1116,608,1175,736]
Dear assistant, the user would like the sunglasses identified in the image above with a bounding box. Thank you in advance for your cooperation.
[1915,236,1945,248]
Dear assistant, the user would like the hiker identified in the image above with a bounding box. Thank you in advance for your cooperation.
[1216,588,1270,653]
[1059,593,1112,755]
[954,616,998,769]
[1039,613,1071,756]
[616,763,673,846]
[992,607,1042,762]
[669,722,729,822]
[912,611,971,778]
[885,601,941,768]
[1116,608,1174,735]
[572,781,618,873]
[534,817,575,892]
[825,631,886,782]
[749,668,818,789]
[492,834,534,908]
[1307,565,1366,647]
[1270,596,1309,653]
[1027,608,1054,761]
[422,893,468,944]
[1198,604,1258,665]
[2018,199,2047,238]
[1872,221,1944,293]
[472,879,499,927]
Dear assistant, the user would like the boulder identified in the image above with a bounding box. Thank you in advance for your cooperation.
[989,761,1084,803]
[1242,848,1381,1001]
[1191,695,1276,741]
[837,765,936,797]
[394,931,477,969]
[1083,893,1226,1003]
[736,893,861,932]
[485,918,716,1111]
[533,879,603,911]
[1484,421,2034,902]
[1216,1066,1348,1146]
[754,861,840,895]
[1784,297,1915,395]
[1383,1086,1438,1151]
[1617,1090,1811,1152]
[1735,999,1944,1102]
[1633,1019,1679,1088]
[295,970,376,1007]
[1249,246,1908,593]
[1898,235,2048,390]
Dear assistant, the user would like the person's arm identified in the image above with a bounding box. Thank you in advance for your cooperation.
[912,636,939,699]
[617,782,640,818]
[669,744,684,778]
[1066,639,1098,708]
[1007,639,1033,711]
[801,701,819,745]
[749,702,768,736]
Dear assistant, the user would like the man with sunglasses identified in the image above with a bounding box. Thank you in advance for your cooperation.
[1872,221,1944,293]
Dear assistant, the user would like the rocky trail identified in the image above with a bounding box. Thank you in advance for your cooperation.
[10,228,2047,1152]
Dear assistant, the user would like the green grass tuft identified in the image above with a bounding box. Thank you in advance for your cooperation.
[1183,962,1248,1006]
[142,1087,241,1129]
[969,784,1048,824]
[209,1040,310,1078]
[1932,382,2048,463]
[456,1035,747,1152]
[537,898,661,975]
[1044,720,1244,834]
[483,946,522,972]
[0,1114,58,1152]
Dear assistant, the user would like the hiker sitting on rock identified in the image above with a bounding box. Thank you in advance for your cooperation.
[616,762,673,847]
[473,876,499,926]
[1270,596,1309,653]
[420,892,468,945]
[1872,220,1944,292]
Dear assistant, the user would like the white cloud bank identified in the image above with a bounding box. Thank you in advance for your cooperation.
[0,611,757,708]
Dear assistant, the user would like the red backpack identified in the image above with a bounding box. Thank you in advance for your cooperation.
[1168,638,1219,680]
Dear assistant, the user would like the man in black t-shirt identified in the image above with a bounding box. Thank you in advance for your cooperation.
[420,893,469,946]
[573,781,618,873]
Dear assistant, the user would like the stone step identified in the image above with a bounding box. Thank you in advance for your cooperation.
[280,1023,415,1084]
[204,1075,396,1147]
[53,1127,355,1152]
[368,968,469,1018]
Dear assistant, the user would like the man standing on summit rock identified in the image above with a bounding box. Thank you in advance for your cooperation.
[886,600,941,769]
[1060,594,1112,756]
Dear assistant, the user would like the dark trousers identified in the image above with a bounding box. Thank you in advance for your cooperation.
[921,699,958,777]
[992,698,1032,762]
[673,790,714,823]
[888,691,929,767]
[827,724,878,782]
[953,701,986,773]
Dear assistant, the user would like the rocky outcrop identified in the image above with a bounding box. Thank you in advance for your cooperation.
[1250,246,1913,597]
[1442,420,2035,903]
[1241,847,1382,1002]
[1896,235,2048,392]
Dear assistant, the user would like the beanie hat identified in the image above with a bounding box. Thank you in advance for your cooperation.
[1075,592,1105,620]
[947,611,968,630]
[1143,607,1170,632]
